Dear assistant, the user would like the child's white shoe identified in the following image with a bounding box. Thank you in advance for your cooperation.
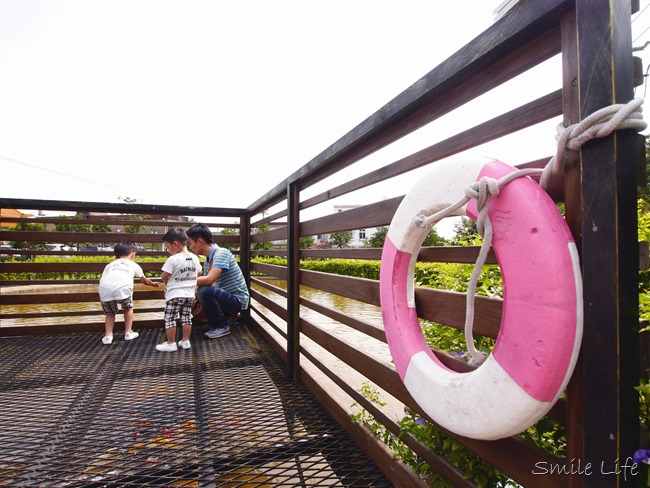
[177,340,191,350]
[102,335,113,345]
[124,331,139,341]
[156,341,177,352]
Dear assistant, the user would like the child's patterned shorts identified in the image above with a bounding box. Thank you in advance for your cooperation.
[101,297,133,314]
[164,297,194,329]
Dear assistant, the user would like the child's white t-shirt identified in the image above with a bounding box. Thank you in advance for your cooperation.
[98,258,144,301]
[162,252,200,300]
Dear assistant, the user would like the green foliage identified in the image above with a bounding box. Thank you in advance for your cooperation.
[251,257,502,293]
[6,221,48,251]
[252,223,272,251]
[92,223,111,233]
[367,227,388,248]
[451,217,479,245]
[365,226,448,248]
[54,214,92,247]
[253,256,382,280]
[351,383,515,487]
[637,380,649,431]
[415,262,502,297]
[329,230,353,249]
[54,214,90,233]
[520,417,566,458]
[422,228,448,247]
[0,255,165,281]
[300,235,315,249]
[221,226,238,250]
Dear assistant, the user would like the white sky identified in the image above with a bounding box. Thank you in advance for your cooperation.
[2,1,650,217]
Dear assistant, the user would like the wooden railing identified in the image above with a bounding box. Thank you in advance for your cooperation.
[1,1,647,486]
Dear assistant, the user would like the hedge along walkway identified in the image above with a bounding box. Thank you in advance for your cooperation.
[0,324,392,487]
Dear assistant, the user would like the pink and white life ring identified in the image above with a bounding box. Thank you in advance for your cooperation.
[380,158,583,440]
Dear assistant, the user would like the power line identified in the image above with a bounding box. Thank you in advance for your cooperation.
[0,154,131,193]
[634,25,650,44]
[633,2,650,23]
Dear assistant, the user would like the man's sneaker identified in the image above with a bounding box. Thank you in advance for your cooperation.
[177,340,191,350]
[102,335,113,345]
[156,341,177,352]
[205,326,230,339]
[124,331,139,341]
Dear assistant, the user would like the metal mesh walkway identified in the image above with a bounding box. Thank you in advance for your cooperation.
[0,325,393,487]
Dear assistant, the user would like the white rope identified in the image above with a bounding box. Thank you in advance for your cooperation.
[415,99,646,368]
[416,168,542,367]
[540,98,647,189]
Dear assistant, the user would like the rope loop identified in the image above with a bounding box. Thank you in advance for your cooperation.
[540,98,647,189]
[415,99,646,368]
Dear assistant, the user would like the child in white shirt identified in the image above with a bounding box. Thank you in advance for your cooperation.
[98,242,159,344]
[156,228,201,352]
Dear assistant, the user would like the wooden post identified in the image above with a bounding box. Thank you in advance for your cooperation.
[287,181,301,381]
[239,213,251,325]
[576,1,641,485]
[561,8,586,488]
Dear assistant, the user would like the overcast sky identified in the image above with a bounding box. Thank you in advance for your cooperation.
[2,1,650,217]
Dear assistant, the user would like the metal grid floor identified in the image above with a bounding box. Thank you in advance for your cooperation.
[0,325,392,487]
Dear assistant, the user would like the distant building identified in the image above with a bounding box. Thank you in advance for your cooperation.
[0,208,32,229]
[315,204,379,248]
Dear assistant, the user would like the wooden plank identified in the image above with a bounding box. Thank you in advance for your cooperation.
[256,246,500,264]
[0,216,238,227]
[575,0,641,481]
[0,306,164,319]
[250,261,287,280]
[301,91,562,211]
[300,269,502,337]
[560,9,585,488]
[299,346,476,487]
[298,368,432,488]
[0,197,245,217]
[299,315,564,486]
[0,231,241,245]
[247,0,568,215]
[1,290,164,305]
[300,197,402,237]
[0,262,164,273]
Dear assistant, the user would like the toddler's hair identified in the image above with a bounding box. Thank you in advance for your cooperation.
[163,227,188,244]
[114,242,138,258]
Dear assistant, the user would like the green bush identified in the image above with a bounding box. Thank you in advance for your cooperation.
[0,256,166,281]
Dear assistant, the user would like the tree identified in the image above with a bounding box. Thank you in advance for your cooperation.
[423,228,448,246]
[366,226,446,248]
[252,223,272,251]
[54,214,90,233]
[300,235,315,249]
[367,227,388,248]
[451,217,479,244]
[329,231,353,249]
[54,214,91,248]
[8,221,48,256]
[92,224,111,233]
[220,227,238,250]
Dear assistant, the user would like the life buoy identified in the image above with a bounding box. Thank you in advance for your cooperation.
[380,158,583,440]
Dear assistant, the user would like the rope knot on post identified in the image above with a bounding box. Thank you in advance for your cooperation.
[540,98,648,189]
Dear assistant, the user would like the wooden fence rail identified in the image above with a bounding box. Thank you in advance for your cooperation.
[1,1,647,486]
